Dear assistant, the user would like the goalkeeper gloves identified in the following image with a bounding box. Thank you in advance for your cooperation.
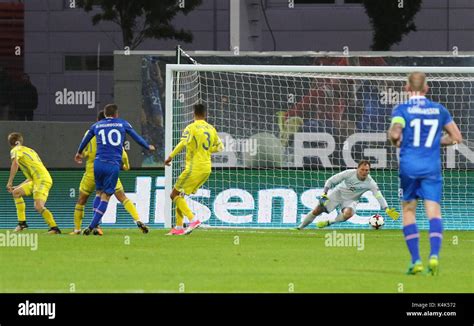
[385,207,400,220]
[319,193,330,207]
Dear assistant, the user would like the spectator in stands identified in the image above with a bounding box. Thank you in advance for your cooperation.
[349,57,391,132]
[9,73,38,121]
[278,76,346,147]
[356,79,393,132]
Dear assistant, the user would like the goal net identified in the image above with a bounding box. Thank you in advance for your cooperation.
[165,65,474,230]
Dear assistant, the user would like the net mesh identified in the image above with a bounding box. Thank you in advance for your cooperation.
[168,68,474,230]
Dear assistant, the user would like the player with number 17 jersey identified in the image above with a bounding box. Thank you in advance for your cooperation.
[392,96,452,203]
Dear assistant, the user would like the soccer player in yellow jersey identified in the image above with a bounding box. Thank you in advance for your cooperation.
[71,111,149,235]
[164,104,224,235]
[6,132,61,234]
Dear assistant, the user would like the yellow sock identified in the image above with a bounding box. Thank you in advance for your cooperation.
[74,204,85,230]
[176,208,184,228]
[14,197,26,222]
[123,198,139,222]
[173,196,194,221]
[41,208,57,227]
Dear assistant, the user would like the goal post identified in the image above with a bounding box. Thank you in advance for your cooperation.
[165,64,474,230]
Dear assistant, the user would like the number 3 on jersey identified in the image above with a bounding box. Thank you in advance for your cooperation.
[410,119,438,148]
[98,129,122,146]
[202,132,211,150]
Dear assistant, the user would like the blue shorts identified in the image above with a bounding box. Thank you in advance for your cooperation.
[94,160,120,195]
[399,173,443,203]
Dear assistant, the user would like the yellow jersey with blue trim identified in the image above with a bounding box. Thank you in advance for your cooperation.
[10,145,51,182]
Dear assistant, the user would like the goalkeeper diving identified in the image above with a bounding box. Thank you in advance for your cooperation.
[296,160,399,229]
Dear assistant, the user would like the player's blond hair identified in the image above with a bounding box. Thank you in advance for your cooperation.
[8,132,23,147]
[407,71,427,92]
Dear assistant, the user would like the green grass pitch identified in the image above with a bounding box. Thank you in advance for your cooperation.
[0,228,472,293]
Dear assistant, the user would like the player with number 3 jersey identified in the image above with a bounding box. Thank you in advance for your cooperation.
[164,104,224,236]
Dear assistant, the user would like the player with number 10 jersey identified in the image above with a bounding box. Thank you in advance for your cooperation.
[75,104,154,235]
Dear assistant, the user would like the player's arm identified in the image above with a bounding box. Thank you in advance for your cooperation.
[441,121,463,146]
[388,106,405,147]
[6,155,19,192]
[124,122,155,151]
[122,149,130,171]
[210,130,224,153]
[370,181,399,220]
[75,126,95,163]
[388,121,404,148]
[319,170,351,206]
[165,128,189,166]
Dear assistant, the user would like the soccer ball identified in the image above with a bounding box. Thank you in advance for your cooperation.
[369,214,385,230]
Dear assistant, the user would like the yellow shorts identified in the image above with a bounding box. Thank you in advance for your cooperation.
[79,172,124,196]
[20,179,52,202]
[175,169,211,195]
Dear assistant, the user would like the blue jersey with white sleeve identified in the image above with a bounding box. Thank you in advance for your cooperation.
[391,96,453,177]
[78,117,150,166]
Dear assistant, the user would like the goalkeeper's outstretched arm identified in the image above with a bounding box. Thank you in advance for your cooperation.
[370,181,399,220]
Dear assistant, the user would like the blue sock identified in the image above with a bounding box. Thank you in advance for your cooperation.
[89,201,108,229]
[92,196,101,212]
[403,224,420,264]
[429,218,443,258]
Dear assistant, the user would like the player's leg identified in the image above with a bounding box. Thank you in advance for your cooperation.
[33,181,60,234]
[402,200,423,274]
[72,174,94,234]
[328,206,355,225]
[83,191,112,235]
[172,173,195,220]
[166,207,185,235]
[115,186,149,234]
[71,192,89,234]
[183,172,211,234]
[400,174,423,274]
[11,183,31,232]
[34,198,60,234]
[83,162,118,235]
[424,200,442,275]
[421,175,443,275]
[115,179,139,222]
[302,191,342,229]
[168,188,189,235]
[297,204,325,229]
